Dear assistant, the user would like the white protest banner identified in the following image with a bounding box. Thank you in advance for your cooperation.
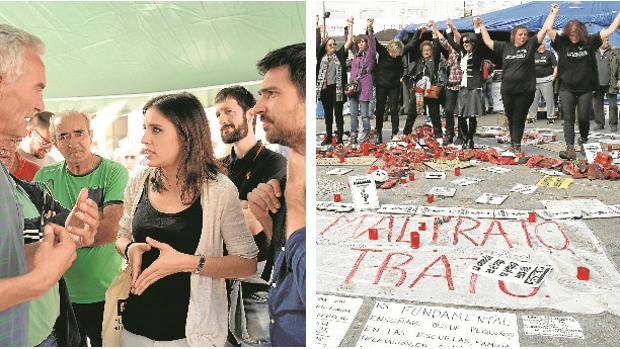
[377,205,418,215]
[509,184,538,195]
[461,208,495,219]
[417,205,459,217]
[470,254,552,288]
[356,302,519,347]
[580,206,620,219]
[349,175,379,211]
[476,193,508,205]
[428,187,457,197]
[541,199,609,211]
[316,294,364,347]
[493,209,530,220]
[582,143,602,164]
[451,177,484,186]
[522,315,584,339]
[482,166,512,174]
[535,209,582,220]
[317,212,620,315]
[425,171,446,179]
[327,167,353,175]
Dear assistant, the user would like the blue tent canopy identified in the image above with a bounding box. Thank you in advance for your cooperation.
[396,1,620,47]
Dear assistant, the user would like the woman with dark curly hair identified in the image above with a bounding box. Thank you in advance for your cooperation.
[316,16,353,145]
[478,3,559,152]
[547,5,620,159]
[115,92,258,346]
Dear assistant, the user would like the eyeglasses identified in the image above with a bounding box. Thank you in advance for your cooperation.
[33,128,51,146]
[124,155,136,159]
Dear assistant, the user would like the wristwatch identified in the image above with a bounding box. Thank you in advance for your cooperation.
[193,254,206,274]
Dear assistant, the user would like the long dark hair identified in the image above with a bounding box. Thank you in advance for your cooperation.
[563,20,588,44]
[143,92,222,205]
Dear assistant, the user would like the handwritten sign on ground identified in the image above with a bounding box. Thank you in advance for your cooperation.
[483,166,512,174]
[316,294,364,347]
[326,167,353,175]
[377,205,418,215]
[451,176,484,186]
[357,302,519,347]
[522,315,584,339]
[536,168,567,176]
[582,143,602,164]
[509,184,538,195]
[428,187,457,197]
[425,160,472,172]
[317,212,620,315]
[476,193,508,205]
[317,157,377,166]
[536,175,573,189]
[540,199,619,219]
[316,201,355,213]
[470,254,552,288]
[425,171,446,179]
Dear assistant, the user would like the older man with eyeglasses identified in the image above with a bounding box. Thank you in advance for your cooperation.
[18,111,57,167]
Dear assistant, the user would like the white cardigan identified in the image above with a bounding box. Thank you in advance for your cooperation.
[117,168,258,346]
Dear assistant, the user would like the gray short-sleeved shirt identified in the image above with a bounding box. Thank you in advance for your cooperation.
[0,163,29,346]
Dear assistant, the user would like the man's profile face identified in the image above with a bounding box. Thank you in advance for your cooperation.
[253,65,305,150]
[53,113,93,164]
[216,96,250,144]
[0,48,46,139]
[29,125,52,158]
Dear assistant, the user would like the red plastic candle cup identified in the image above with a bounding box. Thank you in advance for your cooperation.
[609,145,613,153]
[362,143,369,156]
[577,266,590,280]
[528,211,536,223]
[410,232,420,249]
[333,193,342,202]
[454,167,461,176]
[427,194,434,204]
[331,135,337,146]
[409,173,416,181]
[368,228,379,240]
[418,222,427,231]
[400,177,407,184]
[370,165,378,172]
[339,155,345,164]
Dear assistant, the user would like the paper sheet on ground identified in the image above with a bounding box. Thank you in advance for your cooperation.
[476,193,508,205]
[327,168,353,175]
[451,177,484,186]
[536,168,567,176]
[428,187,457,197]
[317,211,620,315]
[317,201,355,212]
[317,157,377,166]
[582,143,602,164]
[509,184,538,194]
[470,254,552,288]
[425,171,446,179]
[349,175,379,211]
[356,302,519,347]
[522,315,584,339]
[483,166,512,174]
[377,205,418,215]
[537,175,573,188]
[316,294,364,347]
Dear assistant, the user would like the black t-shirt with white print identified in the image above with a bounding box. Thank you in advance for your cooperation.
[552,33,603,93]
[534,51,557,78]
[494,35,540,94]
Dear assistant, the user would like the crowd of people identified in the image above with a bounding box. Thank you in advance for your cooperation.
[317,4,620,158]
[0,23,305,347]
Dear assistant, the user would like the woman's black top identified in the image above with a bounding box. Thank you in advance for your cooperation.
[552,33,603,93]
[122,185,202,341]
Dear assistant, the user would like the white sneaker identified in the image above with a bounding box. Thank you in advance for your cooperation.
[437,138,444,146]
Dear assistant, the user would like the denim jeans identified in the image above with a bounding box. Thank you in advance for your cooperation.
[36,333,57,347]
[528,80,555,120]
[349,97,370,133]
[238,291,271,347]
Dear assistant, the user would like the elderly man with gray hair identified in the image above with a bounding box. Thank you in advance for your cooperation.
[0,24,97,346]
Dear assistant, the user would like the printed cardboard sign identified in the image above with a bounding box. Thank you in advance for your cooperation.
[470,254,552,288]
[451,177,484,186]
[356,302,519,347]
[509,184,538,195]
[425,171,446,179]
[536,175,573,189]
[326,168,353,175]
[476,193,508,205]
[582,142,602,164]
[316,294,364,347]
[349,175,380,211]
[482,166,512,174]
[377,205,418,215]
[522,315,584,339]
[428,187,457,197]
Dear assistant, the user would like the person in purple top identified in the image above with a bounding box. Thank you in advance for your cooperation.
[348,18,376,145]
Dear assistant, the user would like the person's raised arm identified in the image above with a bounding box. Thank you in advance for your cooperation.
[367,18,376,58]
[538,3,560,43]
[476,17,494,50]
[601,10,620,40]
[316,15,324,58]
[344,16,354,50]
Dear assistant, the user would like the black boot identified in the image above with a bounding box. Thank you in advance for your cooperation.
[375,129,383,144]
[467,118,477,149]
[456,118,468,146]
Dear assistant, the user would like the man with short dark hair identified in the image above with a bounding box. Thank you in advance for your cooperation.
[593,37,620,132]
[247,43,306,347]
[35,110,128,347]
[216,85,287,346]
[19,111,56,167]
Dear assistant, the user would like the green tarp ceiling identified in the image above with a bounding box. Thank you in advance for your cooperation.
[0,1,305,113]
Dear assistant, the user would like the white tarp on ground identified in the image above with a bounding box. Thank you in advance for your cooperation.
[317,212,620,315]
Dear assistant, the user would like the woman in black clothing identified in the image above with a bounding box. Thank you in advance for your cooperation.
[373,35,416,143]
[478,4,558,152]
[547,6,620,159]
[316,16,353,145]
[403,23,443,142]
